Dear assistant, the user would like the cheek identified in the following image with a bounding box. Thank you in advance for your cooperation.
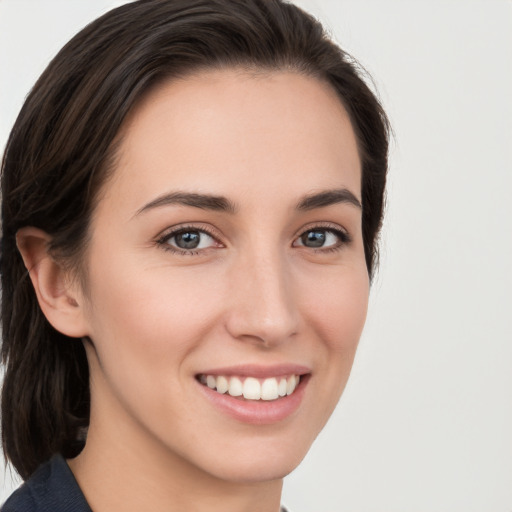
[82,259,229,426]
[85,261,225,358]
[83,252,260,421]
[301,265,369,352]
[290,264,369,441]
[301,263,368,401]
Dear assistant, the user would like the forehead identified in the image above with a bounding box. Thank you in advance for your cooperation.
[101,69,362,213]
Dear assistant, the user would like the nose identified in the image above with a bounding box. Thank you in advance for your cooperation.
[224,249,299,347]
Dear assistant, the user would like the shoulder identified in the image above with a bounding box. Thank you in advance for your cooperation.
[1,455,91,512]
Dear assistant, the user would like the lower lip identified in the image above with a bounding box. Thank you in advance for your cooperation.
[197,376,309,425]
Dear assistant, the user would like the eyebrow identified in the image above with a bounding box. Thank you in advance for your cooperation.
[135,191,237,216]
[135,187,361,217]
[296,189,362,211]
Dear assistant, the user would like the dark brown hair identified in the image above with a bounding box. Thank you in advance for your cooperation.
[1,0,389,479]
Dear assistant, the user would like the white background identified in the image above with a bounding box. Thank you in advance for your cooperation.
[1,1,511,511]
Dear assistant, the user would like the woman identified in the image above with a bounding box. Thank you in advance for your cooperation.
[1,0,389,510]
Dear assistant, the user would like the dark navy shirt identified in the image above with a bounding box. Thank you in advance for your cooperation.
[1,455,91,512]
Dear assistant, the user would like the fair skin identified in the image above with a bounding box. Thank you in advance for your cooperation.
[18,69,368,512]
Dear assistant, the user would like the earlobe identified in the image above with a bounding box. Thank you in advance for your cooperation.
[16,227,89,338]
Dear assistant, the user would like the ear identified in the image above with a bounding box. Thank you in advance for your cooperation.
[16,227,89,338]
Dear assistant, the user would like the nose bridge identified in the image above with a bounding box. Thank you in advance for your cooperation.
[226,242,298,345]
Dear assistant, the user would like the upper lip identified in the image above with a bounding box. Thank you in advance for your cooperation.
[196,364,311,378]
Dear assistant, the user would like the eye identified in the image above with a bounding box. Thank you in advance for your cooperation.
[158,227,221,254]
[293,227,349,250]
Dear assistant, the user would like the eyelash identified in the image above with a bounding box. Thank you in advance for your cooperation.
[293,222,352,253]
[156,223,351,256]
[156,224,221,256]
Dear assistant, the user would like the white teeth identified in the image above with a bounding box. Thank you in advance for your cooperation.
[216,375,229,394]
[201,374,301,401]
[261,378,279,401]
[286,375,297,395]
[206,375,216,389]
[228,377,243,397]
[243,377,261,400]
[278,378,287,397]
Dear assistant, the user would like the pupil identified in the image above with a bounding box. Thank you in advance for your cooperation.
[176,231,200,249]
[303,230,325,247]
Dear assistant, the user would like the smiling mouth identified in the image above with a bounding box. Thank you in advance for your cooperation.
[197,374,301,401]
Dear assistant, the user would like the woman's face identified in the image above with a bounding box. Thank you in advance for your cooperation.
[78,69,368,483]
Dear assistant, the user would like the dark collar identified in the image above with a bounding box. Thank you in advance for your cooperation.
[2,454,92,512]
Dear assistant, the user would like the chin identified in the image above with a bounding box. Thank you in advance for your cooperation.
[212,453,306,484]
[189,429,316,484]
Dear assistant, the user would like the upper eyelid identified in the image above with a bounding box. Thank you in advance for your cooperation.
[156,223,222,243]
[294,221,350,239]
[156,225,223,256]
[155,221,351,247]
